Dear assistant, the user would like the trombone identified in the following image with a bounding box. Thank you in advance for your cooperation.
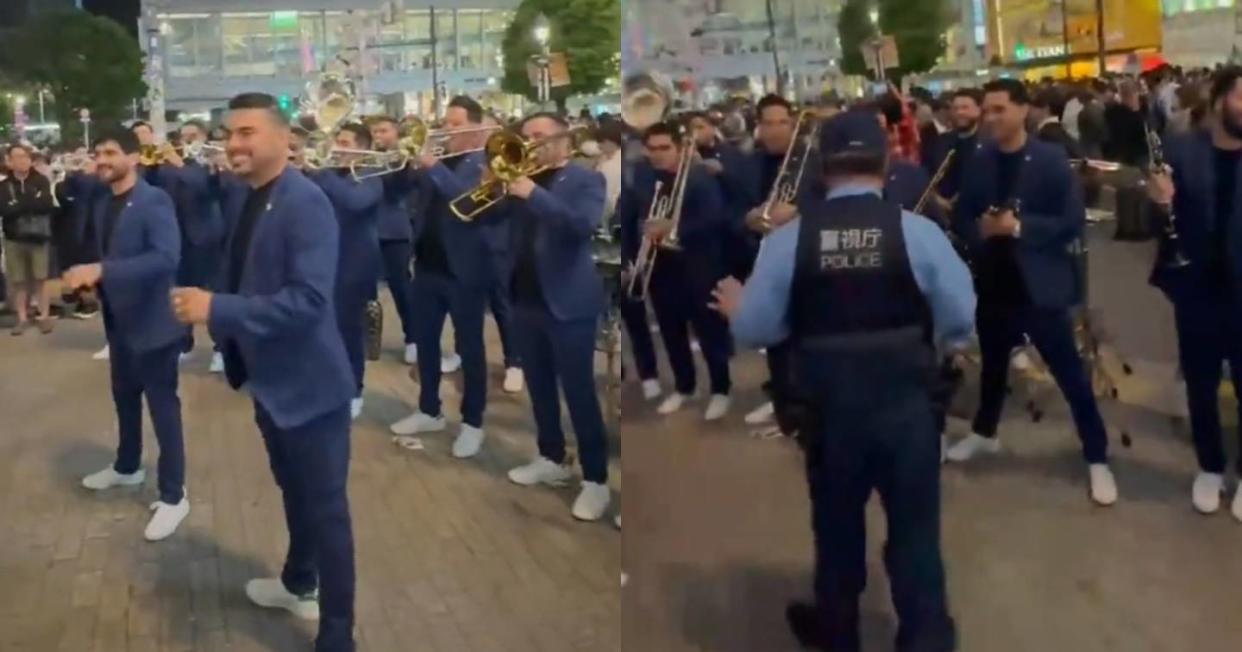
[345,118,501,180]
[753,109,820,234]
[448,125,590,221]
[626,127,693,300]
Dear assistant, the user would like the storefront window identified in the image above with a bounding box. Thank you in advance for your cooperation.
[458,10,484,71]
[481,10,511,73]
[404,10,434,70]
[436,10,458,70]
[164,14,222,77]
[222,13,276,76]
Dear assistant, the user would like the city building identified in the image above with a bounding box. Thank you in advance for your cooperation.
[1162,0,1240,68]
[623,0,845,104]
[984,0,1165,78]
[140,0,523,117]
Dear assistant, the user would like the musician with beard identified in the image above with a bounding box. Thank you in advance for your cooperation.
[388,96,494,460]
[367,115,422,366]
[923,89,983,223]
[305,123,384,421]
[619,120,732,421]
[943,79,1117,506]
[1147,66,1242,521]
[65,126,190,542]
[686,110,758,280]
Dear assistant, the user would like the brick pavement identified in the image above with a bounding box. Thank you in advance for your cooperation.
[621,229,1242,651]
[0,297,621,652]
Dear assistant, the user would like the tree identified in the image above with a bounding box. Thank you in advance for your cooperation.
[0,10,146,146]
[838,0,949,79]
[500,0,621,115]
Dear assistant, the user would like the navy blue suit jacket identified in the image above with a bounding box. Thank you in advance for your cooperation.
[378,170,414,242]
[618,161,727,291]
[208,166,356,429]
[702,142,759,228]
[308,170,383,294]
[89,179,187,353]
[504,164,606,321]
[953,137,1085,308]
[885,159,930,212]
[166,162,226,248]
[415,152,497,289]
[1153,129,1242,301]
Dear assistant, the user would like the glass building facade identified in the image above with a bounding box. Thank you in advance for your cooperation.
[142,1,519,114]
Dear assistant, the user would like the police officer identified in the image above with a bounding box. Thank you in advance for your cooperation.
[943,79,1118,507]
[712,109,974,652]
[1147,66,1242,521]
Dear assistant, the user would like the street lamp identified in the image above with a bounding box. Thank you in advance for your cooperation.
[532,13,552,109]
[869,9,879,26]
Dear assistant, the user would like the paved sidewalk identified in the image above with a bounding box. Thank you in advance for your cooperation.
[0,299,620,652]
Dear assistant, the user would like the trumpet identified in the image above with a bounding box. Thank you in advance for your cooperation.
[347,118,502,180]
[448,126,590,221]
[626,127,693,300]
[754,109,820,234]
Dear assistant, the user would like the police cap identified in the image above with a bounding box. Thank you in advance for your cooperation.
[818,109,887,161]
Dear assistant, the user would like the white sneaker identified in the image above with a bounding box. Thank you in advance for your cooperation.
[82,466,145,491]
[508,457,573,487]
[704,394,731,421]
[614,514,621,529]
[452,424,485,458]
[441,354,462,373]
[1088,464,1118,506]
[744,401,775,425]
[144,498,190,542]
[502,367,524,393]
[92,345,110,361]
[389,412,447,436]
[1232,486,1242,523]
[403,343,418,365]
[245,578,320,621]
[572,482,611,521]
[208,352,224,373]
[350,397,363,421]
[1011,349,1032,371]
[178,351,193,364]
[657,393,690,415]
[641,379,662,401]
[945,433,1001,463]
[690,340,701,353]
[1192,472,1224,514]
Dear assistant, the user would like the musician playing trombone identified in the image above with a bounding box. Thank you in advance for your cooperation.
[618,120,733,421]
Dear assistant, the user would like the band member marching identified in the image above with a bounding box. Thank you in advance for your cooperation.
[65,126,190,541]
[619,120,733,421]
[943,79,1118,506]
[368,115,424,366]
[712,109,974,652]
[1147,66,1242,521]
[388,96,494,459]
[923,89,983,223]
[305,122,384,420]
[686,110,759,280]
[171,93,358,652]
[483,112,614,521]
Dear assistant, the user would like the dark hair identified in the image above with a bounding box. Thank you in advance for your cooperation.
[823,152,887,179]
[642,121,682,145]
[756,94,794,118]
[877,94,904,126]
[519,111,568,130]
[1210,66,1242,107]
[982,78,1029,105]
[1030,90,1056,110]
[130,120,152,132]
[6,143,32,156]
[447,95,484,124]
[290,125,309,138]
[182,119,208,134]
[595,120,624,147]
[94,126,141,154]
[338,122,372,149]
[950,88,982,106]
[227,92,290,125]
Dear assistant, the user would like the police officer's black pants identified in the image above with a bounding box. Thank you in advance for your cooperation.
[971,304,1109,463]
[801,341,955,652]
[1171,291,1242,474]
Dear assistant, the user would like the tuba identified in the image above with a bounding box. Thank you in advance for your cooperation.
[621,71,672,131]
[299,72,358,169]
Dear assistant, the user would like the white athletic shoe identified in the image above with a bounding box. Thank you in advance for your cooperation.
[208,352,224,373]
[508,457,573,487]
[441,354,462,373]
[245,578,319,621]
[144,498,190,542]
[641,379,662,401]
[92,345,110,361]
[452,424,485,458]
[350,398,363,421]
[1192,472,1224,514]
[1011,349,1032,371]
[945,433,1001,463]
[1088,464,1118,506]
[572,482,611,521]
[403,343,418,365]
[704,394,731,421]
[389,412,447,436]
[502,367,524,393]
[82,467,145,491]
[657,393,690,415]
[744,401,775,425]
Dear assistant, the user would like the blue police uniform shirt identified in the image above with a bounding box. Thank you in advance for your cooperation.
[731,183,976,350]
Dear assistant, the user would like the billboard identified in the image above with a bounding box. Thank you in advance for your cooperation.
[990,0,1162,64]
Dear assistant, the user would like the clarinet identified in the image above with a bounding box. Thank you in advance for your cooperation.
[1145,123,1191,269]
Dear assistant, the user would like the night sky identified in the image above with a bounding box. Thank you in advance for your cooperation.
[83,0,139,36]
